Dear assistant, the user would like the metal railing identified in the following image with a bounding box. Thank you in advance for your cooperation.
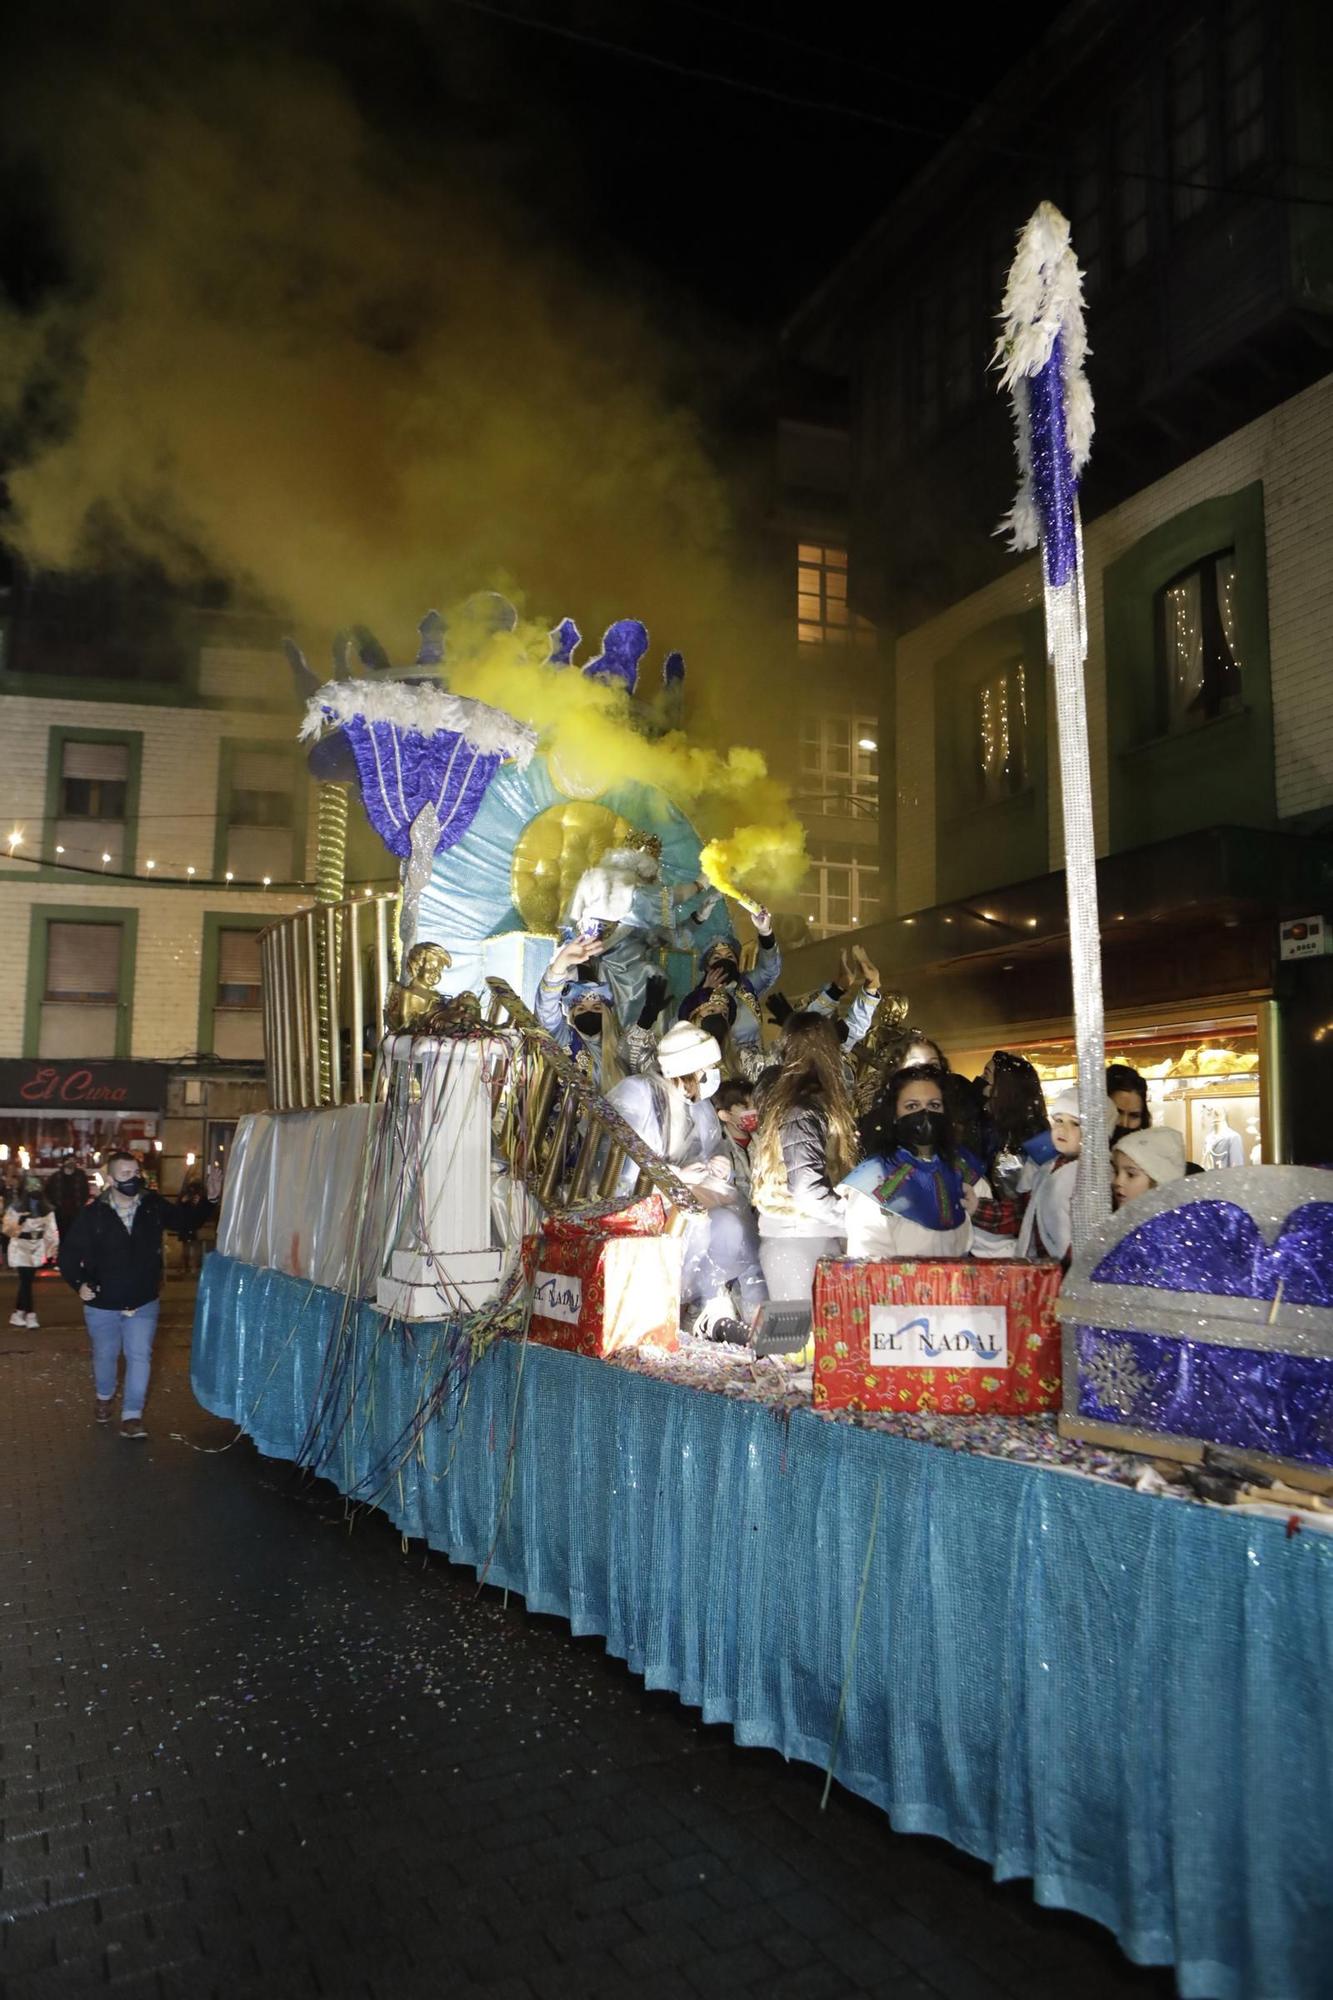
[258,893,396,1111]
[483,979,699,1218]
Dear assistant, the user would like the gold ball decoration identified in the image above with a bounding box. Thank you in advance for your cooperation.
[511,802,632,935]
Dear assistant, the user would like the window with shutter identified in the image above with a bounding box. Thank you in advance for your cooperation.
[230,749,293,827]
[60,739,130,821]
[44,922,122,1002]
[217,929,263,1008]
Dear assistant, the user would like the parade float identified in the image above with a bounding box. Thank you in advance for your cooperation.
[193,210,1333,2000]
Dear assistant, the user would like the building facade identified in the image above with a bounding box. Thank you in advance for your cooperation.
[775,0,1333,1160]
[0,594,387,1187]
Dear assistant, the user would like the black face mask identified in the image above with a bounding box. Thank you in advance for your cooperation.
[894,1110,949,1155]
[113,1174,144,1197]
[571,1011,602,1039]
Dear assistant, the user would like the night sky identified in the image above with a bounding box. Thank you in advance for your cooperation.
[3,0,1069,335]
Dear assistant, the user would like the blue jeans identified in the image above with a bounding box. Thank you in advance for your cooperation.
[85,1301,161,1418]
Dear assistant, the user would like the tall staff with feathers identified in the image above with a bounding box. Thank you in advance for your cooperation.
[994,202,1109,1249]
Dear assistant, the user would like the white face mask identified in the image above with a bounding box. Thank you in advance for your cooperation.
[697,1067,722,1100]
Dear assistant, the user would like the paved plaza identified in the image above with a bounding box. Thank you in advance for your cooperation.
[0,1269,1180,1999]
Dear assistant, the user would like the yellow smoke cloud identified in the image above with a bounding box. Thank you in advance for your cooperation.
[0,14,809,903]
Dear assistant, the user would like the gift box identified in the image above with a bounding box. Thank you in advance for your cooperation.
[812,1257,1063,1414]
[522,1212,682,1356]
[1058,1164,1333,1477]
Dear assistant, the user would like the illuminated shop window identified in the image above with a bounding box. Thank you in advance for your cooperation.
[1157,550,1242,729]
[976,662,1029,804]
[796,545,875,647]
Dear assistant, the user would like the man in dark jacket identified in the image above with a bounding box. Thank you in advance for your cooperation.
[59,1150,217,1439]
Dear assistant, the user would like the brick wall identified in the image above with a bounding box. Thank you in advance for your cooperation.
[894,369,1333,911]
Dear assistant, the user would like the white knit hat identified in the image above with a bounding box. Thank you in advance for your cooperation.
[657,1020,722,1078]
[1049,1089,1081,1120]
[1115,1125,1187,1187]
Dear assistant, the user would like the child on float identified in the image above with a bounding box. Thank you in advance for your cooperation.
[675,909,782,1064]
[1111,1125,1187,1208]
[750,1013,858,1304]
[1015,1089,1120,1264]
[839,1064,987,1260]
[713,1080,759,1198]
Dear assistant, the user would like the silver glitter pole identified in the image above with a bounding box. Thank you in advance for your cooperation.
[1046,516,1110,1247]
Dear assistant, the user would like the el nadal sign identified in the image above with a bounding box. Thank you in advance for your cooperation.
[0,1061,169,1114]
[869,1304,1009,1370]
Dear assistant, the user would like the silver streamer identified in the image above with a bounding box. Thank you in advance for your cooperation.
[1047,520,1110,1250]
[399,802,441,961]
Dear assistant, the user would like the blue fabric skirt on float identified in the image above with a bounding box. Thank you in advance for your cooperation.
[193,1251,1333,2000]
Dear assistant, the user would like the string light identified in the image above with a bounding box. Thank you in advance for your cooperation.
[187,865,196,877]
[145,859,156,871]
[55,844,64,855]
[7,830,22,851]
[225,871,234,883]
[262,876,272,887]
[101,851,111,866]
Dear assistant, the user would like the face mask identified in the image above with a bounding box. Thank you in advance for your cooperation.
[697,1067,722,1100]
[894,1110,948,1154]
[113,1174,144,1197]
[571,1011,602,1038]
[737,1110,759,1136]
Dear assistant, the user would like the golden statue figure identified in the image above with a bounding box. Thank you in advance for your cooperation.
[385,942,454,1034]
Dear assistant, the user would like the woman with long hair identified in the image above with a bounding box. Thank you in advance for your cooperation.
[970,1049,1053,1258]
[751,1012,859,1304]
[840,1064,982,1259]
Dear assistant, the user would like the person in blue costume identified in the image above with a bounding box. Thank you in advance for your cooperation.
[675,911,782,1064]
[534,935,642,1093]
[840,1065,987,1260]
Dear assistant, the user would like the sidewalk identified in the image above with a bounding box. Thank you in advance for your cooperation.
[0,1265,1181,2000]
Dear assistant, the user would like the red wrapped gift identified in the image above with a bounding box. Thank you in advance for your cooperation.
[812,1257,1062,1414]
[522,1220,681,1356]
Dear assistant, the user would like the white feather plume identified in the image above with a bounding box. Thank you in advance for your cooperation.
[299,679,537,766]
[993,200,1095,553]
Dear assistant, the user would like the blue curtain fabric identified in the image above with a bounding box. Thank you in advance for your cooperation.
[193,1252,1333,2000]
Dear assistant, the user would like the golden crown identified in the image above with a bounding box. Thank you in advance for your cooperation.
[621,828,663,859]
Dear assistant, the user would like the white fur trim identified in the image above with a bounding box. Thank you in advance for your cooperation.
[300,680,536,766]
[992,201,1095,553]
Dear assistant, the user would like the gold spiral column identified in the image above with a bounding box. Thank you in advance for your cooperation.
[315,782,349,1101]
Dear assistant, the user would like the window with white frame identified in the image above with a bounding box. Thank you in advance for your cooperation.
[798,713,879,815]
[1157,549,1243,729]
[796,545,875,647]
[797,841,880,940]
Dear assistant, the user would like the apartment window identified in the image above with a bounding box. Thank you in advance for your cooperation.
[212,926,264,1060]
[797,842,880,940]
[1115,99,1150,270]
[976,662,1030,804]
[796,546,875,648]
[1224,0,1265,173]
[1157,550,1242,730]
[1168,26,1210,224]
[39,920,125,1058]
[52,735,137,870]
[798,713,880,814]
[221,745,297,881]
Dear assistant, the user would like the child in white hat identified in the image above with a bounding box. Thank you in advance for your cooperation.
[1112,1125,1187,1209]
[1016,1088,1084,1263]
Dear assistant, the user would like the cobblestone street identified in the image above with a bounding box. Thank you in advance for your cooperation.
[0,1269,1181,2000]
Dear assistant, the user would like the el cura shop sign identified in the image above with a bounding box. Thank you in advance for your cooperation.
[0,1060,169,1114]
